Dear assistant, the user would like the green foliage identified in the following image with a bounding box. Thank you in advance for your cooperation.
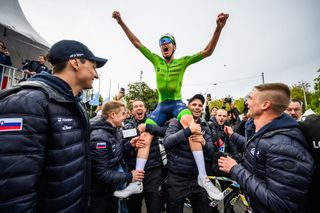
[310,68,320,113]
[290,86,305,102]
[208,99,223,111]
[208,97,246,113]
[233,98,246,112]
[290,85,312,107]
[124,82,158,111]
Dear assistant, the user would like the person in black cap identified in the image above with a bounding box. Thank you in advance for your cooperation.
[163,93,222,212]
[0,40,107,212]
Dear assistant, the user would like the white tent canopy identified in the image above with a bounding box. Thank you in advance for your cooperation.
[0,0,50,68]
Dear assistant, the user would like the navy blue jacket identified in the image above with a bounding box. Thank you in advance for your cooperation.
[0,74,91,212]
[90,116,132,196]
[0,52,12,66]
[122,117,166,171]
[163,118,214,175]
[22,60,50,76]
[230,113,314,213]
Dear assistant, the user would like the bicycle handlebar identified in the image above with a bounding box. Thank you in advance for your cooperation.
[208,176,240,188]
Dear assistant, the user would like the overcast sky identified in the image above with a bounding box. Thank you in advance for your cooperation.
[19,0,320,102]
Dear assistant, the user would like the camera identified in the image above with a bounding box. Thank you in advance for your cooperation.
[224,97,232,103]
[243,102,249,115]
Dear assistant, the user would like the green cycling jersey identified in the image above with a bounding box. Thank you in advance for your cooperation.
[140,45,204,102]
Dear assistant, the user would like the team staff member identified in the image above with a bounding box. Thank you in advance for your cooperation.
[0,40,107,212]
[90,101,144,213]
[219,83,315,212]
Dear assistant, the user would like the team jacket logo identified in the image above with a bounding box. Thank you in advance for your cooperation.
[250,148,260,157]
[0,118,23,132]
[96,142,106,149]
[313,141,320,149]
[57,117,74,131]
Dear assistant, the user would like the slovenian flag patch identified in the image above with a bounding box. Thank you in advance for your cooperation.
[96,142,106,149]
[0,118,23,132]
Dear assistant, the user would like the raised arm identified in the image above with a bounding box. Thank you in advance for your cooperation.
[112,11,142,49]
[201,13,229,58]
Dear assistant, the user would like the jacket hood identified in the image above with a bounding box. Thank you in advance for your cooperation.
[209,116,216,123]
[28,73,79,101]
[90,115,117,133]
[254,113,298,138]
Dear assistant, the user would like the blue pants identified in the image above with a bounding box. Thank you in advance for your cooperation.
[148,100,187,126]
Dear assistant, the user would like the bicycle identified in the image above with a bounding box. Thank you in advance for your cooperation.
[183,176,251,213]
[207,176,251,213]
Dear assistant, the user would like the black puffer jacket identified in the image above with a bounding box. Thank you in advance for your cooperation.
[0,74,91,213]
[90,116,132,196]
[122,117,166,171]
[208,117,241,176]
[163,118,214,175]
[230,113,315,213]
[208,117,240,158]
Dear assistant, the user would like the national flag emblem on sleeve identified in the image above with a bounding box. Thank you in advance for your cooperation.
[96,142,106,149]
[0,118,23,132]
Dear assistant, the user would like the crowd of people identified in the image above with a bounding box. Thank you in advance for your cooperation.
[0,10,319,213]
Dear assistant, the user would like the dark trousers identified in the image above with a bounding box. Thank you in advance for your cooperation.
[127,166,164,213]
[89,193,118,213]
[127,191,163,213]
[166,171,210,213]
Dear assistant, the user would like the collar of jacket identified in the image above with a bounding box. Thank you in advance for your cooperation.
[18,80,76,103]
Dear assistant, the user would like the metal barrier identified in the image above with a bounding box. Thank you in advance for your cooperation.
[0,64,24,90]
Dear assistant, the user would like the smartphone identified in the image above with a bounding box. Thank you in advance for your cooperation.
[207,93,211,101]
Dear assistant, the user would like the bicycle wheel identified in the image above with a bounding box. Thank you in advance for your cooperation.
[224,191,248,213]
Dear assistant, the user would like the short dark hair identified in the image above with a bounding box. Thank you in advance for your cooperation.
[291,98,303,107]
[39,54,47,60]
[254,83,290,113]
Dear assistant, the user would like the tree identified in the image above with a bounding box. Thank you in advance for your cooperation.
[310,68,320,113]
[208,97,246,113]
[124,82,158,111]
[290,81,312,110]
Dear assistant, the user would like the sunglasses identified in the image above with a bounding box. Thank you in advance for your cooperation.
[159,37,173,46]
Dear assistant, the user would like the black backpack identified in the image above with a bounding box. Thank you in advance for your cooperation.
[299,114,320,213]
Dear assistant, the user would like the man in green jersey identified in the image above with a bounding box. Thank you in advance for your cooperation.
[112,11,228,200]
